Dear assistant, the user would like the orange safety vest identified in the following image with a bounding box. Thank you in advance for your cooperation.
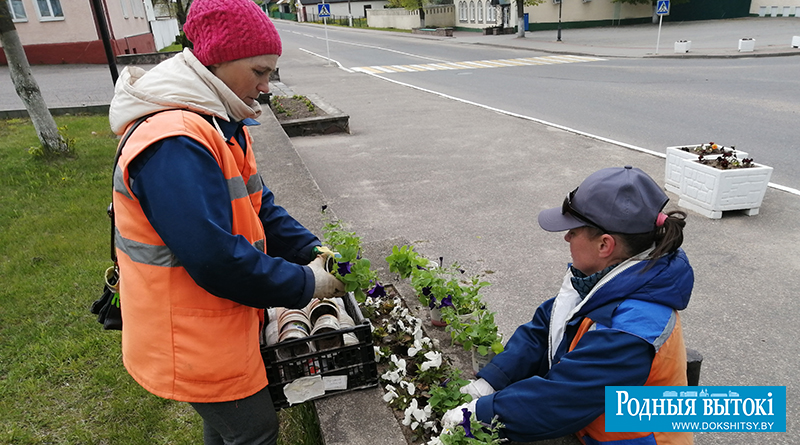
[113,110,268,403]
[569,312,693,445]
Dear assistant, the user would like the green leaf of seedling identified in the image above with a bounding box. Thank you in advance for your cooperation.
[491,341,505,355]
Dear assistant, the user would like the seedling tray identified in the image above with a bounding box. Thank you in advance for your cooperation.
[260,292,378,410]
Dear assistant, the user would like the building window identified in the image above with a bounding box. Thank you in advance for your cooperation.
[130,0,145,18]
[469,1,475,22]
[459,1,467,22]
[35,0,63,20]
[487,4,496,23]
[8,0,27,21]
[477,0,483,23]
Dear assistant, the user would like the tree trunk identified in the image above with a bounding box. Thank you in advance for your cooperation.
[0,3,69,155]
[516,0,525,37]
[175,0,189,28]
[418,7,425,28]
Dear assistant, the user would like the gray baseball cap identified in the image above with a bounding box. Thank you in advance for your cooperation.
[537,166,668,234]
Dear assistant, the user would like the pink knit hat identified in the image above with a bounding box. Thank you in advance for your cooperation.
[184,0,282,66]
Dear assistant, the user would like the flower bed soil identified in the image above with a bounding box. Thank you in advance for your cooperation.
[270,95,327,122]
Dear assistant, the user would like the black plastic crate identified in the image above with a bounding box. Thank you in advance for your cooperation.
[260,292,378,410]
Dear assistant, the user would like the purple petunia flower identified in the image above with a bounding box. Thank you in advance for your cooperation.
[439,295,454,309]
[367,282,386,298]
[427,295,437,309]
[458,408,475,438]
[337,261,352,276]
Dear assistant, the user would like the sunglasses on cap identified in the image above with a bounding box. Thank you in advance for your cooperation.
[562,187,611,233]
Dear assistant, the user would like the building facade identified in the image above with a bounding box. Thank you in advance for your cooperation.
[1,0,155,65]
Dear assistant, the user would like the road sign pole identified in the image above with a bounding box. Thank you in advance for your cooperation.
[655,0,669,55]
[656,14,662,54]
[324,17,331,66]
[318,2,331,66]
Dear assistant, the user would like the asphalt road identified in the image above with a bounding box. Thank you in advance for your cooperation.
[275,20,800,192]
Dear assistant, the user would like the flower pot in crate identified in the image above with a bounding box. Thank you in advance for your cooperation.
[430,307,446,327]
[677,158,773,219]
[664,145,748,194]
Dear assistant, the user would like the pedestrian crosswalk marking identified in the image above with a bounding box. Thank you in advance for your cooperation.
[351,55,604,74]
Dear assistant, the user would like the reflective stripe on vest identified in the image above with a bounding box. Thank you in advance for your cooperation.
[113,110,268,403]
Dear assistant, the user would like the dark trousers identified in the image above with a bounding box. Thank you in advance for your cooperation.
[189,385,279,445]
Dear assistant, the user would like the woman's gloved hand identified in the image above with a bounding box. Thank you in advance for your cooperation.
[460,378,496,399]
[309,255,345,300]
[441,399,478,430]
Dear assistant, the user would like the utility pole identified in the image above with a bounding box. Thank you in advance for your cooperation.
[89,0,119,85]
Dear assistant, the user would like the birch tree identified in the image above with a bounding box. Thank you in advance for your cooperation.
[0,2,69,155]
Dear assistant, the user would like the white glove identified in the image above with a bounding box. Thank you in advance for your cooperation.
[441,399,478,430]
[309,256,345,300]
[460,378,496,399]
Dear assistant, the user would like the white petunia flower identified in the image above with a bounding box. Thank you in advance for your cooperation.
[381,369,401,383]
[420,350,443,372]
[399,380,416,396]
[426,435,444,445]
[402,399,428,430]
[382,385,398,402]
[412,325,424,341]
[390,355,407,376]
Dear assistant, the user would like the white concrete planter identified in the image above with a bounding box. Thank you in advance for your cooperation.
[792,36,800,49]
[664,145,748,194]
[677,159,772,219]
[738,38,755,52]
[674,41,691,53]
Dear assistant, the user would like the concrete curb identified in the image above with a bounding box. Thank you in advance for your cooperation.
[0,104,110,120]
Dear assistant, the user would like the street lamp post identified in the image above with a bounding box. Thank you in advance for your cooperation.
[557,0,562,42]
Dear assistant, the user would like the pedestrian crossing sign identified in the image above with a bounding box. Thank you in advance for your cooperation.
[656,0,669,15]
[318,3,331,17]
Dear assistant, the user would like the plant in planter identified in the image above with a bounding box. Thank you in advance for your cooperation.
[409,259,459,326]
[446,308,504,373]
[386,244,430,280]
[437,272,489,327]
[677,151,773,219]
[696,152,754,170]
[322,218,381,302]
[664,142,748,194]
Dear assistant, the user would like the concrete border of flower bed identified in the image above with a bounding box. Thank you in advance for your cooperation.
[412,28,454,37]
[278,93,350,137]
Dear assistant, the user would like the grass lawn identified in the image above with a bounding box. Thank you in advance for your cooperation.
[0,115,320,444]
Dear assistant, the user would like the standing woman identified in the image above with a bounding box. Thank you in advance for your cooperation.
[108,0,344,444]
[445,166,694,444]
